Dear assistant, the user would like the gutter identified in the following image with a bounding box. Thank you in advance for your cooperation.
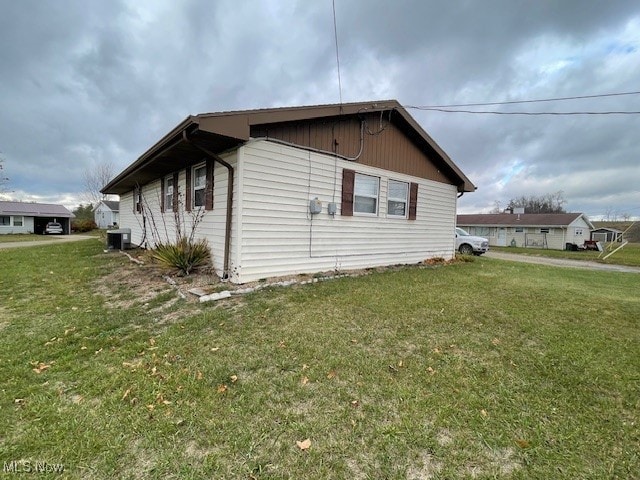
[182,130,234,280]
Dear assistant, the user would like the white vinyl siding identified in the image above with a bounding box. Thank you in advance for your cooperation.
[234,140,457,283]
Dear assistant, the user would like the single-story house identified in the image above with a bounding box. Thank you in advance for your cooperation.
[102,100,476,283]
[591,227,623,243]
[93,200,120,229]
[0,201,74,235]
[457,212,594,250]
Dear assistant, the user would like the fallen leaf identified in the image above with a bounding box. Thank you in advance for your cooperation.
[149,338,156,346]
[427,367,435,375]
[230,375,238,383]
[196,371,203,380]
[14,398,25,405]
[211,347,220,352]
[492,338,501,345]
[80,346,87,350]
[433,348,441,354]
[351,400,360,407]
[278,340,286,348]
[94,348,103,355]
[326,370,337,379]
[122,389,131,400]
[350,339,358,344]
[296,438,311,450]
[301,376,310,385]
[302,364,309,370]
[480,409,488,417]
[515,439,530,449]
[32,362,51,374]
[217,384,228,393]
[397,360,404,368]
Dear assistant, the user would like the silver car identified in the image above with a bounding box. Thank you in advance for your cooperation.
[44,222,64,234]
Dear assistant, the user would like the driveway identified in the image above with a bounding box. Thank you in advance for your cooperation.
[0,235,99,250]
[485,251,640,274]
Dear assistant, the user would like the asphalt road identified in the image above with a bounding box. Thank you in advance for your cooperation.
[0,235,99,249]
[484,250,640,274]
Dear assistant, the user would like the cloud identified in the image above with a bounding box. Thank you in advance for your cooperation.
[0,0,639,219]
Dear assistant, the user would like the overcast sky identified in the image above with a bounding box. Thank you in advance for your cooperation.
[1,0,639,219]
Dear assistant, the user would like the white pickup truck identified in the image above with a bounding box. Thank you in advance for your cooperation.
[455,227,489,255]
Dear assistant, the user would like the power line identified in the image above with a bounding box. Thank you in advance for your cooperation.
[332,0,343,107]
[406,107,640,115]
[407,90,640,109]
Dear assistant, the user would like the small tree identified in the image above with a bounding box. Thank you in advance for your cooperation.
[73,203,94,221]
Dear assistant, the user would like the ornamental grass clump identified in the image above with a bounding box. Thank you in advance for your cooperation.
[152,236,211,275]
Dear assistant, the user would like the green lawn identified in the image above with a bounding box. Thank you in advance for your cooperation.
[0,233,55,243]
[492,242,640,267]
[1,240,638,479]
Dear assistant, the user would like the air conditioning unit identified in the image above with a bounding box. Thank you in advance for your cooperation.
[106,228,132,250]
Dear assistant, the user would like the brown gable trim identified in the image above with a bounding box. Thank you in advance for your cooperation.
[408,183,418,220]
[341,168,355,216]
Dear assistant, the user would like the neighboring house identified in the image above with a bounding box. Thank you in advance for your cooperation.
[457,212,594,250]
[0,201,74,235]
[93,200,120,229]
[102,100,476,284]
[591,227,623,243]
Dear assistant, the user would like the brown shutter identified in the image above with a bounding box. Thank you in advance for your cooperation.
[205,159,214,211]
[172,172,179,212]
[133,187,136,213]
[160,179,165,213]
[341,168,355,216]
[185,168,192,212]
[408,182,418,220]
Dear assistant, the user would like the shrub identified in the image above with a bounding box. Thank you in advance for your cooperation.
[152,237,211,275]
[72,219,97,232]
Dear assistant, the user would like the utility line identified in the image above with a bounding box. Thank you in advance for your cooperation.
[332,0,343,107]
[407,90,640,109]
[406,108,640,115]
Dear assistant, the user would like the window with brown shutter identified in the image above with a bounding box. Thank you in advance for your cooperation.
[185,168,192,212]
[205,159,214,211]
[172,172,179,211]
[341,168,355,216]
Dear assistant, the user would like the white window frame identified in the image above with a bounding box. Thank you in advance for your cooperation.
[353,173,379,216]
[540,228,552,234]
[164,175,174,212]
[514,227,524,233]
[0,216,10,226]
[387,179,408,218]
[575,228,583,236]
[13,216,23,227]
[192,163,207,209]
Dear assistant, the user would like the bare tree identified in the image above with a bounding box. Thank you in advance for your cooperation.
[83,161,116,205]
[507,191,567,214]
[0,154,9,193]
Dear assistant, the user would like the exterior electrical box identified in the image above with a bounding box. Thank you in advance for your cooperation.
[309,198,322,214]
[107,228,132,250]
[327,202,337,215]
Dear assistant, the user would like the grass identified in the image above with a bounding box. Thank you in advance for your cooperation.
[0,240,638,479]
[492,242,640,267]
[0,233,58,243]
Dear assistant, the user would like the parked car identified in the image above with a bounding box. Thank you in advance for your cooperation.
[44,222,63,234]
[455,227,489,255]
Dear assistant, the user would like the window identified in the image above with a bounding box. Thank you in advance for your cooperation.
[13,216,23,227]
[476,227,490,236]
[354,173,379,215]
[134,187,142,213]
[575,228,583,236]
[164,176,174,212]
[0,216,9,226]
[387,180,408,217]
[514,227,524,233]
[540,228,552,234]
[193,164,207,208]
